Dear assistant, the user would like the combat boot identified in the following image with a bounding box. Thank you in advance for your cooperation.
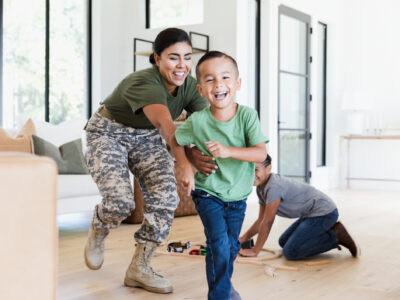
[84,223,109,270]
[124,241,173,294]
[331,221,360,257]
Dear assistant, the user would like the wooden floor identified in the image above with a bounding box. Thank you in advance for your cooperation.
[58,189,400,300]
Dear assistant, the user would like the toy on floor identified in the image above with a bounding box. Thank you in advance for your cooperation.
[157,238,330,277]
[237,239,330,277]
[167,241,191,253]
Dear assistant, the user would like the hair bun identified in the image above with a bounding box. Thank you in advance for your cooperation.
[149,53,155,64]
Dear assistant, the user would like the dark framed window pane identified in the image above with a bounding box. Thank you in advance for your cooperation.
[279,14,307,75]
[279,73,307,129]
[3,0,46,127]
[147,0,204,29]
[279,130,307,181]
[50,0,88,124]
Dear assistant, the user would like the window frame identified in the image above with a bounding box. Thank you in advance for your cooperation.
[255,0,260,115]
[317,21,327,167]
[277,4,312,183]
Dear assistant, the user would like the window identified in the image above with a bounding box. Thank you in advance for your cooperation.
[0,0,91,127]
[146,0,203,29]
[317,22,327,167]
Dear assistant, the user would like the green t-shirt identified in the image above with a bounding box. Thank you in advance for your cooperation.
[103,66,208,129]
[175,105,268,202]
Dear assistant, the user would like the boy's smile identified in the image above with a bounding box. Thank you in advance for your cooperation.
[214,91,228,101]
[197,57,241,113]
[254,163,272,188]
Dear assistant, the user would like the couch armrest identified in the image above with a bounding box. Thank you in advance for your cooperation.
[0,152,57,300]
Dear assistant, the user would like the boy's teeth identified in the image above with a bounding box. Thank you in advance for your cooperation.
[174,72,184,76]
[215,92,227,99]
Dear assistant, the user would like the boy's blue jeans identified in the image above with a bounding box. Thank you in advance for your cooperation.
[191,189,246,300]
[279,208,339,260]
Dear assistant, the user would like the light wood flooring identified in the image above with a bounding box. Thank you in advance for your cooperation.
[57,189,400,300]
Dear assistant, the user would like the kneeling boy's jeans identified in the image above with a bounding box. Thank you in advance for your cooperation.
[279,208,339,260]
[191,189,246,300]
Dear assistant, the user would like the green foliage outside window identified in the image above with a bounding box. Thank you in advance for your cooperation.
[2,0,87,127]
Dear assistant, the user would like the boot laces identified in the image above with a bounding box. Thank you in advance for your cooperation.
[148,266,163,278]
[93,230,107,248]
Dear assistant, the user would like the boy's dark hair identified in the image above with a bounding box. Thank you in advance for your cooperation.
[195,50,239,79]
[262,154,272,168]
[149,28,192,64]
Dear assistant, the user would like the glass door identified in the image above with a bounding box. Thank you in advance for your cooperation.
[278,5,311,182]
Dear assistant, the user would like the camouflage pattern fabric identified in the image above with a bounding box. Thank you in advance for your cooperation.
[85,112,179,244]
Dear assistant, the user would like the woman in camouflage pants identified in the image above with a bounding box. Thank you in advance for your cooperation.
[85,113,177,243]
[84,28,210,294]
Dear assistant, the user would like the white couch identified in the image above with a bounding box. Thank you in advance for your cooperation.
[34,118,103,215]
[57,174,101,214]
[5,118,102,215]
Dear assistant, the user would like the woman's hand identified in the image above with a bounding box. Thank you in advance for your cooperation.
[239,248,259,257]
[175,163,195,196]
[205,141,230,158]
[185,146,218,176]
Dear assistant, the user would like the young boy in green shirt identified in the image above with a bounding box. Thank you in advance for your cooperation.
[174,51,267,300]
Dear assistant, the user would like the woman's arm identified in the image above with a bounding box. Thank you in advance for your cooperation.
[205,141,266,163]
[239,199,281,257]
[143,104,194,195]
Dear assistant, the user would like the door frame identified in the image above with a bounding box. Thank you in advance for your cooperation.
[277,5,312,183]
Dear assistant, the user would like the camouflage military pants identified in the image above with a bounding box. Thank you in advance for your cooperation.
[85,112,179,244]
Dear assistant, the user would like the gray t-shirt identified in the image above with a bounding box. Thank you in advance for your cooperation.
[257,173,337,218]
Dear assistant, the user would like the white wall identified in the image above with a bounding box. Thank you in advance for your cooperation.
[235,0,257,108]
[92,0,239,108]
[341,0,400,135]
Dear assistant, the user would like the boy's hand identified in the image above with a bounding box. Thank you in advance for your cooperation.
[205,141,230,158]
[239,248,259,257]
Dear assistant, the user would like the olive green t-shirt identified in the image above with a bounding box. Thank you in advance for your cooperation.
[103,66,208,129]
[175,105,268,202]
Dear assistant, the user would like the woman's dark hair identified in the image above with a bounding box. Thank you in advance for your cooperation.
[262,154,272,168]
[195,50,239,79]
[149,28,192,64]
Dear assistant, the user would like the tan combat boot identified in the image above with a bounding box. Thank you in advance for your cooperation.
[84,223,109,270]
[124,241,173,294]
